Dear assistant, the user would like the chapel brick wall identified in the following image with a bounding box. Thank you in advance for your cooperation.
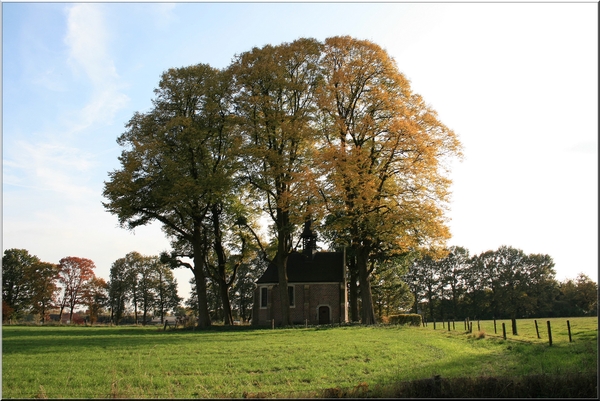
[252,283,347,326]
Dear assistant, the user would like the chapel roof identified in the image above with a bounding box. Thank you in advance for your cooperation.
[255,251,345,284]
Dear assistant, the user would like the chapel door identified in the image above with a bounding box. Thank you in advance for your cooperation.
[318,306,330,325]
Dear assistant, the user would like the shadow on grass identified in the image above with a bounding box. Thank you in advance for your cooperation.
[307,372,598,398]
[2,323,334,355]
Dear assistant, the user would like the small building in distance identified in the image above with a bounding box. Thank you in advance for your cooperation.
[252,220,348,326]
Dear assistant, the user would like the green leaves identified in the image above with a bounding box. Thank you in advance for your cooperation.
[103,37,463,325]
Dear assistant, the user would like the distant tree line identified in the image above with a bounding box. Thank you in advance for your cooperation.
[107,251,181,325]
[2,249,107,323]
[4,245,596,325]
[2,248,180,325]
[399,245,598,321]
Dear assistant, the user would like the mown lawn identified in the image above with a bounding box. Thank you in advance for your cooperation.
[2,317,597,398]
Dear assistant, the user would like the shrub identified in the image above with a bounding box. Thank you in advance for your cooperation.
[388,314,422,326]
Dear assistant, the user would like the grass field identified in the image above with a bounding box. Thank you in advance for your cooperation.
[2,317,597,398]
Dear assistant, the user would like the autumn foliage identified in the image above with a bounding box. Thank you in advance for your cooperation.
[103,36,462,325]
[57,256,96,323]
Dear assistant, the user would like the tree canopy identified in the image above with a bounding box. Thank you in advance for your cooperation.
[103,36,462,325]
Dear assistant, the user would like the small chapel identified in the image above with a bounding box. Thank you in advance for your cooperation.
[251,221,348,326]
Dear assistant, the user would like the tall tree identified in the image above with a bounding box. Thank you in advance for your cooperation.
[27,261,60,323]
[81,276,109,324]
[57,257,96,323]
[204,204,250,325]
[231,253,267,323]
[573,273,598,315]
[136,255,159,325]
[231,38,323,326]
[317,36,462,324]
[402,258,425,315]
[108,256,131,325]
[438,246,470,319]
[518,253,557,317]
[371,258,414,318]
[558,273,597,316]
[467,246,558,319]
[154,262,181,324]
[469,249,500,318]
[104,64,237,328]
[493,246,529,323]
[412,255,441,321]
[110,251,147,324]
[2,248,40,320]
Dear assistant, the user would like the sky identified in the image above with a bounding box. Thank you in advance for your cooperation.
[2,2,598,302]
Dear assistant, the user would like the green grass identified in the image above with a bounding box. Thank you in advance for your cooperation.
[2,317,597,398]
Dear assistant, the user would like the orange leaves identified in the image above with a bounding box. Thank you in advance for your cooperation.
[58,256,96,282]
[105,35,462,279]
[315,36,461,258]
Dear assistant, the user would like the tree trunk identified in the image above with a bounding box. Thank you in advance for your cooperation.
[276,251,291,326]
[440,287,446,322]
[192,226,213,328]
[132,290,138,325]
[68,297,76,323]
[211,205,234,325]
[219,282,233,325]
[356,247,376,325]
[275,208,291,326]
[193,264,212,328]
[348,255,360,322]
[158,270,165,324]
[412,290,419,314]
[428,290,435,322]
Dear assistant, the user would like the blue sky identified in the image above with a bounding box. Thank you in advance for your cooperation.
[3,2,598,301]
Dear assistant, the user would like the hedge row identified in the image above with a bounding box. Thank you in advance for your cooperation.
[387,314,423,326]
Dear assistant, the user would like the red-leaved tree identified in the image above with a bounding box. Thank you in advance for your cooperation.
[57,257,96,323]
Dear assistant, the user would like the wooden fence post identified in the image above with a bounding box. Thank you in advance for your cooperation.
[469,322,473,334]
[511,318,518,335]
[477,320,480,332]
[452,320,455,330]
[494,318,497,334]
[567,320,573,342]
[547,321,552,346]
[502,323,507,340]
[535,320,540,339]
[433,318,436,330]
[448,320,451,331]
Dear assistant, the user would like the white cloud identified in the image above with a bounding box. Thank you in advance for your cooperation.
[4,141,96,200]
[3,3,131,199]
[63,3,130,129]
[65,4,117,85]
